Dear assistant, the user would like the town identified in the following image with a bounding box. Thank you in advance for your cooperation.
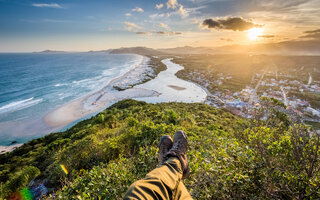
[173,54,320,129]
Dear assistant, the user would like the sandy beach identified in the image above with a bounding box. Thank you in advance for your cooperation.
[44,88,159,127]
[0,57,208,153]
[44,56,160,127]
[45,58,207,128]
[0,57,207,153]
[0,143,23,154]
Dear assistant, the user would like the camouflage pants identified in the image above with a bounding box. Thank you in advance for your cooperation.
[124,157,193,200]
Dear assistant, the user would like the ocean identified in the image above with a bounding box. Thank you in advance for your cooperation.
[0,52,142,146]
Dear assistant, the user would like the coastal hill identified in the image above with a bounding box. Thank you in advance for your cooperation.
[0,99,319,199]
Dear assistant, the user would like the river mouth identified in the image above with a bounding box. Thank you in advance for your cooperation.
[134,58,207,103]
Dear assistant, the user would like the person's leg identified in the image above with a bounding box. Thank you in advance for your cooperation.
[174,182,193,200]
[124,131,192,200]
[124,157,183,200]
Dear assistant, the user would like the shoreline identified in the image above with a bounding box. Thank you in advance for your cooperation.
[44,55,159,128]
[0,54,158,152]
[0,143,23,154]
[1,57,208,152]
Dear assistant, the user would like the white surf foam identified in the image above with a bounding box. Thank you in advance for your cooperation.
[0,97,43,114]
[54,83,67,87]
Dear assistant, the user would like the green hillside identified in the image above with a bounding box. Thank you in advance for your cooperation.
[0,99,319,199]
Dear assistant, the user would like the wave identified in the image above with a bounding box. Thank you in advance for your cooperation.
[102,68,118,76]
[54,83,67,87]
[0,97,43,114]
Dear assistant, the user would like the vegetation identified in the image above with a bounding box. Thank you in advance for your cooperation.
[0,99,319,199]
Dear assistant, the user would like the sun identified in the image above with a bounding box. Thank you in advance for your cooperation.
[247,27,263,40]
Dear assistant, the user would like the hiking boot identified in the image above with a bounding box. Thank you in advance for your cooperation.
[166,130,190,179]
[158,135,173,165]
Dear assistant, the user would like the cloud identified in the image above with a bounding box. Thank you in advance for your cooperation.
[304,29,320,34]
[149,13,165,19]
[202,17,262,31]
[178,5,187,16]
[31,3,63,8]
[220,38,233,42]
[136,32,152,36]
[124,22,142,31]
[165,0,187,17]
[167,0,178,9]
[259,34,275,38]
[159,23,170,29]
[249,0,310,12]
[157,31,182,36]
[125,13,131,16]
[132,7,144,13]
[156,4,164,9]
[300,29,320,40]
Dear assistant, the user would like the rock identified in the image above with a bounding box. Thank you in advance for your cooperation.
[11,141,18,144]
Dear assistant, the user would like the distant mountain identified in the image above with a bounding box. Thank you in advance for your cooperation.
[109,47,162,56]
[156,40,320,55]
[36,50,66,53]
[158,46,215,54]
[35,39,320,56]
[217,40,320,55]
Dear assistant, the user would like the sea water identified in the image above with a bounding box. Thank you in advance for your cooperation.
[0,52,142,145]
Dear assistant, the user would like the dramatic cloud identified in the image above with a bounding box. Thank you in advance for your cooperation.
[202,17,262,31]
[157,31,182,36]
[300,29,320,40]
[132,7,144,13]
[31,3,62,8]
[124,22,142,31]
[125,13,131,16]
[167,0,178,9]
[259,35,275,38]
[136,32,152,36]
[220,38,233,42]
[156,4,164,9]
[159,23,170,29]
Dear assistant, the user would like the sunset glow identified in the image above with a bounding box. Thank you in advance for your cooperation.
[247,28,263,40]
[0,0,319,51]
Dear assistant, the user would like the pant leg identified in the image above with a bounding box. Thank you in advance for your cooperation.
[124,157,193,200]
[174,182,193,200]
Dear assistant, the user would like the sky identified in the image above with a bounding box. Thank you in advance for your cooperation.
[0,0,319,52]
